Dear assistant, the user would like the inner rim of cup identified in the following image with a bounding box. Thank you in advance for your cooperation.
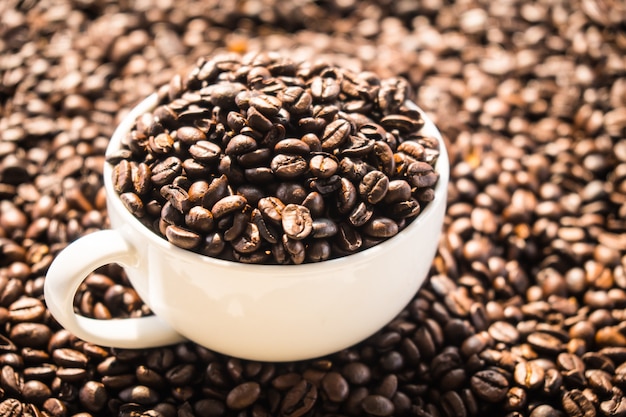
[103,93,450,270]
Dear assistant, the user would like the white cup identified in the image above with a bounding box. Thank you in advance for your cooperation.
[44,93,449,361]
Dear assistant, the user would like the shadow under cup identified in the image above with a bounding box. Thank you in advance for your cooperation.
[46,93,449,362]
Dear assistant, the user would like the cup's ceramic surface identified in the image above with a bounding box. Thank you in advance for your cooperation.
[44,93,449,361]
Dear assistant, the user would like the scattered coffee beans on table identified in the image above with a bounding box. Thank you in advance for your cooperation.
[107,52,441,264]
[1,0,626,416]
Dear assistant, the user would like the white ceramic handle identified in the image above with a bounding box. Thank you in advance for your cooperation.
[44,230,185,349]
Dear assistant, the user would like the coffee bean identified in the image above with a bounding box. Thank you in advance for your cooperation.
[562,389,596,417]
[225,135,257,156]
[0,399,22,417]
[150,156,183,186]
[10,323,51,348]
[281,204,312,240]
[211,195,247,219]
[470,369,509,402]
[112,160,133,193]
[1,364,23,396]
[269,184,301,206]
[600,392,626,417]
[280,380,317,417]
[359,170,389,204]
[42,398,67,417]
[226,381,261,410]
[363,217,398,238]
[361,394,395,417]
[22,379,52,405]
[309,153,338,179]
[119,385,160,405]
[165,225,202,249]
[120,192,145,217]
[321,371,349,403]
[8,297,45,323]
[185,206,214,232]
[514,361,545,390]
[52,348,88,368]
[321,119,351,151]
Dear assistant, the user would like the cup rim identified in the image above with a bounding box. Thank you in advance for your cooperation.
[104,93,450,271]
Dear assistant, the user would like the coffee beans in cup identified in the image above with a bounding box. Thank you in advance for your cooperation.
[106,52,441,264]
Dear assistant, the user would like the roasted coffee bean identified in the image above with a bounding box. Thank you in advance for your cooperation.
[562,389,596,417]
[281,204,312,240]
[10,323,51,348]
[280,380,317,417]
[309,153,338,179]
[275,183,307,205]
[231,222,262,253]
[8,297,45,322]
[363,217,399,238]
[275,138,310,156]
[388,198,421,219]
[310,174,342,194]
[247,106,273,132]
[600,392,626,417]
[514,361,545,390]
[148,132,174,155]
[336,177,357,214]
[270,154,308,179]
[1,364,23,396]
[22,379,52,405]
[150,156,183,186]
[160,184,191,213]
[189,141,222,162]
[321,119,351,151]
[211,195,247,219]
[112,160,133,193]
[132,162,152,195]
[119,385,160,405]
[185,206,214,232]
[249,95,282,117]
[360,170,389,204]
[52,348,88,368]
[165,225,202,249]
[336,223,362,252]
[349,201,374,227]
[407,161,438,189]
[341,134,375,157]
[470,369,509,402]
[42,398,67,417]
[585,369,613,396]
[226,381,261,410]
[300,133,322,152]
[361,394,395,417]
[258,196,285,224]
[238,148,273,168]
[176,126,206,145]
[225,135,257,156]
[0,399,22,417]
[120,192,145,217]
[558,353,587,387]
[282,234,305,265]
[306,240,331,262]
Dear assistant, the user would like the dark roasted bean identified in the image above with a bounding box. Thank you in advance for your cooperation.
[165,225,202,249]
[360,170,389,204]
[280,380,317,417]
[470,369,509,402]
[226,381,261,410]
[281,204,312,240]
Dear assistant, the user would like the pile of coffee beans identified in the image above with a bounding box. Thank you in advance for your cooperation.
[107,53,441,264]
[1,0,626,416]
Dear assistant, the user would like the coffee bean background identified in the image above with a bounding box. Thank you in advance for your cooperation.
[1,0,625,416]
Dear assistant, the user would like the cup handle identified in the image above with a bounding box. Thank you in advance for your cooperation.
[44,230,186,349]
